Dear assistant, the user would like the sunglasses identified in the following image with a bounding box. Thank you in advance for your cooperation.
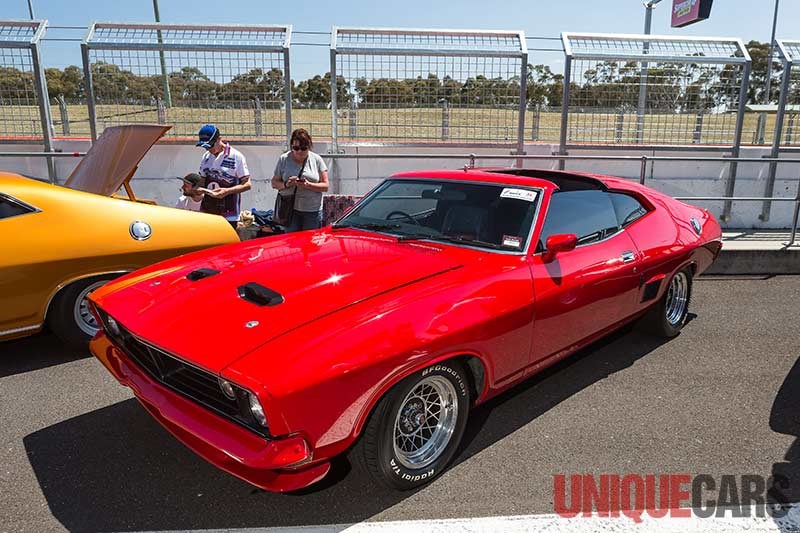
[291,144,308,151]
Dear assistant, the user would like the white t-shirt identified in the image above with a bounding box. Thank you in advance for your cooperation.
[199,143,250,221]
[175,195,202,211]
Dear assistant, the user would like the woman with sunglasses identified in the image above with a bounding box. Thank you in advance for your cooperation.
[271,128,329,232]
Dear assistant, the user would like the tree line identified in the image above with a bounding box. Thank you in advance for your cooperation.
[0,41,784,111]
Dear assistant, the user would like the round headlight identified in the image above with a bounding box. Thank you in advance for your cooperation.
[129,221,152,241]
[218,379,236,400]
[106,316,121,337]
[248,392,268,427]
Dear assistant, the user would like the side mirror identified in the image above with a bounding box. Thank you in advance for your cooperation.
[543,233,577,261]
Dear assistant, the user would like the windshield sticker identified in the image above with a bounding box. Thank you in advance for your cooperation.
[500,188,537,202]
[502,235,523,249]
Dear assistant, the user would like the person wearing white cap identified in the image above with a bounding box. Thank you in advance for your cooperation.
[195,124,251,227]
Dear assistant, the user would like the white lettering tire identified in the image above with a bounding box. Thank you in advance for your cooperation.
[350,361,470,490]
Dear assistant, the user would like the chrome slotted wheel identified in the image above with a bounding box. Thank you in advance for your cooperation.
[665,271,689,326]
[392,375,459,470]
[73,280,108,337]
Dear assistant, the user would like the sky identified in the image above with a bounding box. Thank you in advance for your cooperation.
[6,0,799,81]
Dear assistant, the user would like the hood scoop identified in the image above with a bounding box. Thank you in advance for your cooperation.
[238,282,284,307]
[186,268,220,281]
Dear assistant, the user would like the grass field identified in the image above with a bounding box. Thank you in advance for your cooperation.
[1,103,795,146]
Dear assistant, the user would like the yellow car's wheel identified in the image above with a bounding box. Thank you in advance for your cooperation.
[48,275,117,350]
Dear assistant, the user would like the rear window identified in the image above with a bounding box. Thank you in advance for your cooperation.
[0,194,36,219]
[609,192,648,228]
[538,190,620,250]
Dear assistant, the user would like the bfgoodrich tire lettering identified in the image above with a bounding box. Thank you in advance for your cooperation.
[351,361,470,490]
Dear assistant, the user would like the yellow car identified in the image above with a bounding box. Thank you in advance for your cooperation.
[1,124,238,348]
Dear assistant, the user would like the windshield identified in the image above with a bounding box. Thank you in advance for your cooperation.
[334,179,539,252]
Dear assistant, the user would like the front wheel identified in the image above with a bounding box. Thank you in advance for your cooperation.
[351,361,470,490]
[640,268,693,338]
[48,275,117,350]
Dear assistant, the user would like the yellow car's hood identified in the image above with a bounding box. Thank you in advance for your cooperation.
[64,124,171,197]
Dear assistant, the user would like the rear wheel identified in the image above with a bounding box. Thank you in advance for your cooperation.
[640,268,692,338]
[48,275,117,350]
[351,361,470,490]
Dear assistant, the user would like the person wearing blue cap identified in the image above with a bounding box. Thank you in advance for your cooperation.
[195,124,251,227]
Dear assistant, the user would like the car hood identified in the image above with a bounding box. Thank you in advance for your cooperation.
[64,124,170,196]
[93,229,464,374]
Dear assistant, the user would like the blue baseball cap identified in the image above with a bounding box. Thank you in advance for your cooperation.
[196,124,220,149]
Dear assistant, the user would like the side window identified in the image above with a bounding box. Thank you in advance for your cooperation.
[538,190,620,250]
[0,195,35,219]
[609,192,648,228]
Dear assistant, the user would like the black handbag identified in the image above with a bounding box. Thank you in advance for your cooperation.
[273,158,307,226]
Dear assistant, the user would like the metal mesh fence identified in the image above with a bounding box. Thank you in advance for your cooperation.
[82,23,291,142]
[776,41,800,147]
[332,28,527,145]
[562,34,750,148]
[0,21,48,141]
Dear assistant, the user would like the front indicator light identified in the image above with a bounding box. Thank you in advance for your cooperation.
[218,379,236,400]
[272,436,312,468]
[248,392,268,427]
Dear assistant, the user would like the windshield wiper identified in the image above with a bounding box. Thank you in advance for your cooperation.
[397,233,503,249]
[331,222,402,232]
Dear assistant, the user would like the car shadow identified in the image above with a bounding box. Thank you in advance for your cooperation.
[24,325,672,532]
[0,331,90,378]
[455,325,669,465]
[769,354,800,529]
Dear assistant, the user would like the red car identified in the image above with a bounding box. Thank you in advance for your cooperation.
[88,168,722,492]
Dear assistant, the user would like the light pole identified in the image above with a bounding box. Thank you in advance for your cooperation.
[153,0,172,108]
[756,0,779,144]
[765,0,780,103]
[636,0,662,143]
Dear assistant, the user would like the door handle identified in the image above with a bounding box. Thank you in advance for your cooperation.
[621,251,636,263]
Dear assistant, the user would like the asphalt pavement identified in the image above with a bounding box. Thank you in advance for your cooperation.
[1,276,799,532]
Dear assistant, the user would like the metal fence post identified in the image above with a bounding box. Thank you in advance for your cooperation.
[156,97,166,124]
[557,38,572,170]
[330,29,338,154]
[787,114,796,144]
[348,100,357,140]
[755,112,767,144]
[515,38,528,164]
[693,113,704,144]
[441,99,449,141]
[253,96,263,137]
[283,31,292,146]
[762,47,793,222]
[57,95,70,136]
[615,112,625,143]
[531,106,540,141]
[639,155,648,185]
[30,31,56,183]
[80,26,98,142]
[722,51,751,223]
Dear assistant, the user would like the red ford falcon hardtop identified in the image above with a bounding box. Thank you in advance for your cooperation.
[89,168,722,492]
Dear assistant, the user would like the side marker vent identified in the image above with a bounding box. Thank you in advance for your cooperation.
[238,282,284,307]
[186,268,220,281]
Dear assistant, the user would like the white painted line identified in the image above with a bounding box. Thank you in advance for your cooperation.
[146,504,800,533]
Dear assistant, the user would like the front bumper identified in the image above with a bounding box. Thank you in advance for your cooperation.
[90,333,330,492]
